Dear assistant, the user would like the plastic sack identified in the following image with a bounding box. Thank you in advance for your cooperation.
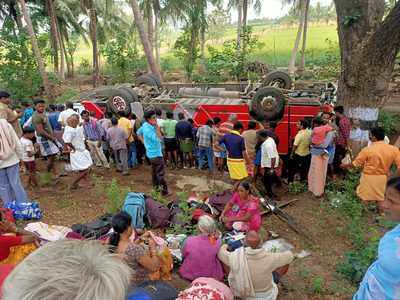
[5,201,42,220]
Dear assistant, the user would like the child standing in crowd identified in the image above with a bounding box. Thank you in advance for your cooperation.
[311,118,332,157]
[107,117,129,175]
[20,128,38,187]
[63,114,93,190]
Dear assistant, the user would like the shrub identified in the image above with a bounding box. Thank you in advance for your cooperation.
[378,111,400,136]
[104,179,130,214]
[288,181,308,194]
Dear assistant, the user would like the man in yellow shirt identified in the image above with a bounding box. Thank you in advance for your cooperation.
[288,119,312,182]
[343,127,400,209]
[117,111,136,169]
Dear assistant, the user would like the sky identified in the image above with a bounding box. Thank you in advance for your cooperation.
[228,0,333,21]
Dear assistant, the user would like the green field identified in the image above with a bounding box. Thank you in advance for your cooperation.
[74,23,338,71]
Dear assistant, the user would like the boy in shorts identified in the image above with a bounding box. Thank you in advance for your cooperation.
[20,128,38,187]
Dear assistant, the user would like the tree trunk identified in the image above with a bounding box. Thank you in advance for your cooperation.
[56,20,65,80]
[46,0,59,76]
[89,5,99,87]
[18,0,53,100]
[298,0,310,73]
[60,31,72,78]
[288,0,306,75]
[236,0,244,51]
[147,1,154,54]
[334,0,400,125]
[200,25,206,72]
[243,0,248,28]
[154,14,160,67]
[130,0,162,81]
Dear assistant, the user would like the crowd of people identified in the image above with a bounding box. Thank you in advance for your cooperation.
[1,88,400,300]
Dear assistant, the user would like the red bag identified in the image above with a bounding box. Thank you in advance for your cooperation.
[145,197,170,229]
[208,190,233,212]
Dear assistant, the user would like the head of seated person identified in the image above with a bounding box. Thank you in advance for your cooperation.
[2,240,132,300]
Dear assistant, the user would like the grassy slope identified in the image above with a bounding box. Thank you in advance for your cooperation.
[74,23,338,71]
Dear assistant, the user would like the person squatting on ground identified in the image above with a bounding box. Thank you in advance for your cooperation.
[179,215,224,281]
[20,128,38,188]
[0,119,30,206]
[108,212,161,286]
[107,117,129,175]
[2,240,132,300]
[81,110,110,169]
[137,110,169,196]
[220,182,262,232]
[63,114,93,190]
[218,230,294,300]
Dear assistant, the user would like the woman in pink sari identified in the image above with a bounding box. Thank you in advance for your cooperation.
[220,182,262,232]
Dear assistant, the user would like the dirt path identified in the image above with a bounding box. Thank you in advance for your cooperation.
[25,160,355,299]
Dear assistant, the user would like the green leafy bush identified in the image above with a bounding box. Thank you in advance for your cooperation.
[0,24,43,99]
[101,32,146,83]
[288,181,308,194]
[167,201,197,236]
[104,179,130,214]
[378,111,400,136]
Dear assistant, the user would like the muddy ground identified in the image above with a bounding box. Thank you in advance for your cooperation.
[24,160,356,300]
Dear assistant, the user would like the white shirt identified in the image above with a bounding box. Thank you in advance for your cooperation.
[63,126,86,151]
[20,137,35,162]
[58,109,82,127]
[261,137,280,168]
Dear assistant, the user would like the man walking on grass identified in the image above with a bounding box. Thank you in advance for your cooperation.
[137,110,170,196]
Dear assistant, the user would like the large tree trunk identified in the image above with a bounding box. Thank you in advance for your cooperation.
[60,31,72,78]
[130,0,162,81]
[56,20,65,80]
[243,0,248,28]
[18,0,53,100]
[154,13,160,68]
[46,0,59,76]
[200,25,206,71]
[334,0,400,126]
[298,0,310,73]
[147,2,154,53]
[236,0,244,50]
[89,5,99,87]
[288,0,306,75]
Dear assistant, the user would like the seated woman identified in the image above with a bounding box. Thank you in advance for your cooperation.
[354,177,400,299]
[109,212,161,286]
[220,182,262,232]
[0,215,38,265]
[179,215,224,281]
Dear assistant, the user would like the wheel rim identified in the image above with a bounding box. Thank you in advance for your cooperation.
[261,96,276,110]
[112,96,127,111]
[271,79,286,88]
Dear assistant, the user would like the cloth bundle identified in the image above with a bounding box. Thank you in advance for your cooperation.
[24,222,72,242]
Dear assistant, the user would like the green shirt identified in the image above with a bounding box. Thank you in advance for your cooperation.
[162,119,177,138]
[32,112,53,137]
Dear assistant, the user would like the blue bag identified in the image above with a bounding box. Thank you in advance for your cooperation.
[122,193,146,229]
[5,201,42,220]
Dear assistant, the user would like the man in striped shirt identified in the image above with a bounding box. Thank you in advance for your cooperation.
[81,110,109,168]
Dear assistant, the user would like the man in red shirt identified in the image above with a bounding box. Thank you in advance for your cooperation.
[334,106,351,175]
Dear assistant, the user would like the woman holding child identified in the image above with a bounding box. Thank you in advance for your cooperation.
[308,117,335,197]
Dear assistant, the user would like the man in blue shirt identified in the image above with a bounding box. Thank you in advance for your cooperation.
[137,110,169,196]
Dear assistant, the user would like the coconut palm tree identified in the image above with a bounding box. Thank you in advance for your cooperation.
[18,0,53,99]
[129,0,162,81]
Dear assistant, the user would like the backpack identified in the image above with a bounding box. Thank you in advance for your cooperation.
[71,213,113,239]
[128,281,178,300]
[145,197,170,229]
[208,190,233,213]
[123,193,146,229]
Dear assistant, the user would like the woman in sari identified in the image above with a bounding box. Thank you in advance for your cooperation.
[220,182,261,232]
[354,177,400,299]
[0,215,38,265]
[308,117,335,197]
